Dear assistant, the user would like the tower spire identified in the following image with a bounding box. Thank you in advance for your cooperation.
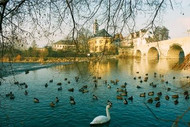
[93,19,99,35]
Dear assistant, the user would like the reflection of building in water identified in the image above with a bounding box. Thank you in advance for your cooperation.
[88,61,111,77]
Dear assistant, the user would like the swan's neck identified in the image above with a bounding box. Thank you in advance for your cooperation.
[106,106,110,120]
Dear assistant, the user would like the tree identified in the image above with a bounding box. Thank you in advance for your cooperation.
[146,26,170,42]
[76,28,92,53]
[0,0,180,56]
[154,26,170,41]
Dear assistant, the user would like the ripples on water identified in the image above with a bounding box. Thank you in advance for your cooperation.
[0,58,190,127]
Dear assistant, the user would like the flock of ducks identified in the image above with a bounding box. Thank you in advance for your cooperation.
[2,71,190,110]
[112,72,190,107]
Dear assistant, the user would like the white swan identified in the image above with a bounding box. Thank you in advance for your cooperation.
[90,104,111,125]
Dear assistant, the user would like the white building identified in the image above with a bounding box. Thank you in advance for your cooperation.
[120,29,153,48]
[52,40,76,51]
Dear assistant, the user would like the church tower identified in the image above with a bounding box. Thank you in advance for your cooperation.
[93,19,99,35]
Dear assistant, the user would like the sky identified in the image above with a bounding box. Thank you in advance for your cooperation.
[162,0,190,38]
[35,1,190,47]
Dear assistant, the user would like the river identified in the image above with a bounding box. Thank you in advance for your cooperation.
[0,58,190,127]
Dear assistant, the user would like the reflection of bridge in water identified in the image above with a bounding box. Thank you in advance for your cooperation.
[135,37,190,59]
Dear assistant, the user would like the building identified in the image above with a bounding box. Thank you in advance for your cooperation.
[52,40,76,51]
[120,29,153,48]
[119,29,153,57]
[88,20,117,54]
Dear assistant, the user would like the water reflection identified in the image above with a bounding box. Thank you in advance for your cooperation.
[90,122,110,127]
[51,58,184,79]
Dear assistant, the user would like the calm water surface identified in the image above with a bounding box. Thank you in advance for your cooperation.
[0,58,190,127]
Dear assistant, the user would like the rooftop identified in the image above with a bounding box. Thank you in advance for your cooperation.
[54,40,75,45]
[93,29,112,38]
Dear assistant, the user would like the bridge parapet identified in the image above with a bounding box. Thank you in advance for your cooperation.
[134,36,190,59]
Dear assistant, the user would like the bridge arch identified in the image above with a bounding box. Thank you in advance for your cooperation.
[167,44,185,59]
[136,50,141,57]
[147,47,159,59]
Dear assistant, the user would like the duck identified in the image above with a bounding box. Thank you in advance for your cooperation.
[115,79,119,83]
[174,100,178,105]
[184,91,188,96]
[117,88,123,92]
[83,85,88,88]
[10,94,15,100]
[57,82,62,86]
[152,84,157,88]
[93,95,98,100]
[75,76,79,82]
[121,91,127,96]
[94,83,97,88]
[161,79,165,83]
[123,98,128,104]
[140,93,146,97]
[134,77,136,80]
[140,80,143,83]
[58,87,62,91]
[70,96,76,105]
[6,92,13,97]
[121,84,126,88]
[98,77,101,79]
[147,98,153,103]
[55,97,59,103]
[68,88,74,92]
[25,84,28,88]
[144,77,148,82]
[49,79,53,83]
[24,90,28,95]
[25,70,29,74]
[64,78,67,81]
[148,91,154,96]
[167,87,171,91]
[14,81,19,85]
[82,89,89,93]
[107,84,111,89]
[173,77,176,79]
[165,95,170,100]
[34,98,39,103]
[104,80,107,84]
[50,102,55,107]
[157,92,162,96]
[137,85,141,88]
[116,95,123,100]
[154,97,160,101]
[156,102,160,107]
[185,95,189,100]
[67,81,71,84]
[128,96,133,101]
[45,83,48,88]
[172,95,179,99]
[20,82,26,86]
[90,104,112,125]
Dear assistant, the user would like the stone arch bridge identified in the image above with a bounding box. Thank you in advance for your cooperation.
[134,37,190,59]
